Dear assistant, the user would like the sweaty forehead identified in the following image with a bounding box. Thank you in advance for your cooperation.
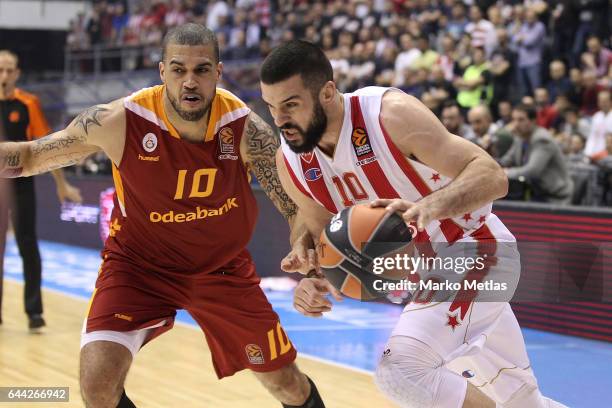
[261,75,308,105]
[165,43,215,63]
[0,56,17,68]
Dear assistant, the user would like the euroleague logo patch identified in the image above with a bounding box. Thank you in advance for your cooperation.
[245,343,265,364]
[142,133,158,153]
[219,127,238,160]
[351,127,375,165]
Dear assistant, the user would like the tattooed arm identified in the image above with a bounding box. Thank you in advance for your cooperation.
[240,111,298,226]
[0,99,126,178]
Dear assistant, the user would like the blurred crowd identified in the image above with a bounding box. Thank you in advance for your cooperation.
[66,0,612,206]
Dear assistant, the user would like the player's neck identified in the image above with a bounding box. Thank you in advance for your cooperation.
[317,92,344,156]
[162,90,211,142]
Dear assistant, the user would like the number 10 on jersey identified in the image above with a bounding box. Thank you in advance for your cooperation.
[174,169,218,200]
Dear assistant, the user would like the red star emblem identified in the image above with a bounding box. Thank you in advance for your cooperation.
[478,215,486,223]
[462,213,472,222]
[431,173,441,182]
[446,313,461,331]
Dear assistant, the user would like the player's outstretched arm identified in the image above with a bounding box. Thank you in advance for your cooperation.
[241,111,298,221]
[0,99,125,178]
[378,91,508,229]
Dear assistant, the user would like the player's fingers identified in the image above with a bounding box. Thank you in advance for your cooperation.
[402,206,420,225]
[370,199,393,208]
[312,278,342,302]
[298,282,333,308]
[307,248,319,271]
[385,200,413,215]
[293,302,324,318]
[416,211,431,232]
[324,280,343,301]
[293,294,331,313]
[280,254,299,272]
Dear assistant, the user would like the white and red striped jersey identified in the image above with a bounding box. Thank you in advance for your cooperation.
[281,86,515,246]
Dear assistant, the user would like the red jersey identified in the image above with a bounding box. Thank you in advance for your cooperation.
[104,85,258,276]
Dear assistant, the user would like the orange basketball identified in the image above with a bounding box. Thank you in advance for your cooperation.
[318,204,414,301]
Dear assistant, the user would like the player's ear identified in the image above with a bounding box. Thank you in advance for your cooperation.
[216,61,223,81]
[159,61,165,83]
[320,81,336,105]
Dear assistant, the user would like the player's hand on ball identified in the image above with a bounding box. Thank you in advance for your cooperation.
[281,232,319,275]
[370,198,433,232]
[293,278,343,318]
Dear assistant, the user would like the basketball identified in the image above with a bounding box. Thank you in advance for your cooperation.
[318,204,414,300]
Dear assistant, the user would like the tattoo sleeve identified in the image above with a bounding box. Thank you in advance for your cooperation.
[245,113,298,221]
[0,146,23,178]
[74,105,109,135]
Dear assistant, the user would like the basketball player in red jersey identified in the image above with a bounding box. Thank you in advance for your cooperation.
[260,41,568,408]
[0,26,326,408]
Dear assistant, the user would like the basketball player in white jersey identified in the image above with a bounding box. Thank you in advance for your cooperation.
[259,41,568,408]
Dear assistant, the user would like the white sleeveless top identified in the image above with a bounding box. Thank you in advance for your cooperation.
[281,86,515,247]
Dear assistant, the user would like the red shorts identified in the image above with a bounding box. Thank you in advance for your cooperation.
[85,255,297,378]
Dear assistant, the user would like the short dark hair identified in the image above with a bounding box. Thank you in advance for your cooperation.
[260,40,333,96]
[161,23,219,63]
[513,103,537,120]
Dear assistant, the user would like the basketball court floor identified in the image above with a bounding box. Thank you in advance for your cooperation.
[1,239,611,407]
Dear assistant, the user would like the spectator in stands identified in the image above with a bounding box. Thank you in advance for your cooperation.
[573,0,610,66]
[207,0,230,32]
[535,88,558,129]
[513,7,546,96]
[441,102,476,142]
[581,35,612,79]
[551,0,578,66]
[456,46,492,110]
[374,46,397,86]
[496,100,513,127]
[547,60,574,103]
[567,134,589,164]
[500,104,574,204]
[394,34,421,87]
[465,5,497,56]
[468,105,514,159]
[411,35,439,71]
[584,90,612,159]
[165,0,187,29]
[348,42,375,90]
[560,105,591,140]
[421,92,442,118]
[446,2,468,40]
[426,65,456,107]
[399,67,427,99]
[579,69,605,116]
[436,34,457,81]
[489,28,516,114]
[110,3,128,46]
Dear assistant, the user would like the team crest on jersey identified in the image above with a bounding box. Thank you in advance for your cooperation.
[300,152,315,164]
[142,133,158,153]
[218,127,238,160]
[304,167,322,181]
[245,343,265,364]
[351,127,376,165]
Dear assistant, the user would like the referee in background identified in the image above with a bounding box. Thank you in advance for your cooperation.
[0,50,81,332]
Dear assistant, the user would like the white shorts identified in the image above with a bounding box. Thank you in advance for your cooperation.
[389,224,534,404]
[391,300,536,404]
